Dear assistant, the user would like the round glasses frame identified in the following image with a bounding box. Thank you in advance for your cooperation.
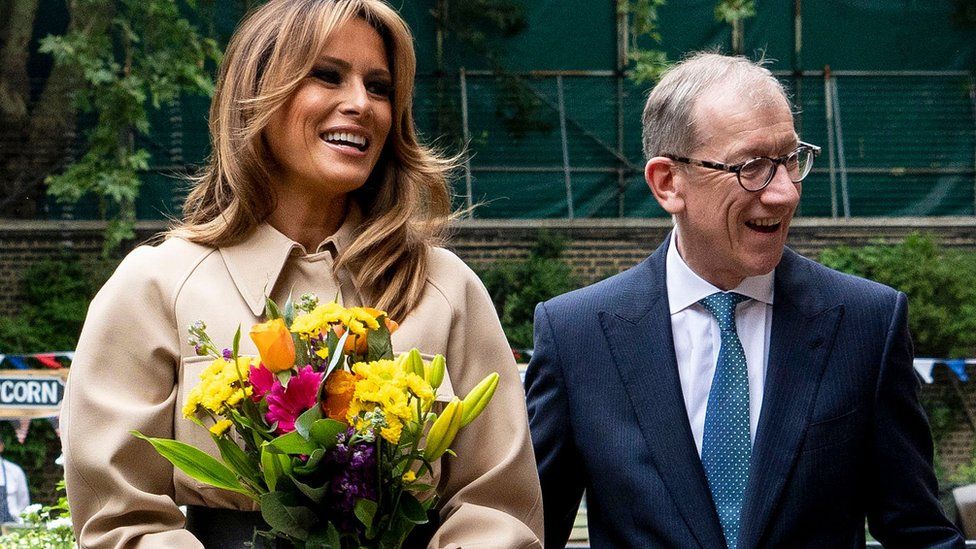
[663,141,822,192]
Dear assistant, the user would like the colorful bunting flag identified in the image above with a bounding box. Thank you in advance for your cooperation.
[914,358,936,384]
[944,358,969,383]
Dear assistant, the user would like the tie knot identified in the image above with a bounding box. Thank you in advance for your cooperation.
[699,292,748,332]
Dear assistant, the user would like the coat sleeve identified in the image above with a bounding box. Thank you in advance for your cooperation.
[426,265,544,549]
[866,291,965,548]
[525,301,586,548]
[61,247,204,549]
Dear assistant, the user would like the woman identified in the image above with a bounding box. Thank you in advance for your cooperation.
[60,1,543,547]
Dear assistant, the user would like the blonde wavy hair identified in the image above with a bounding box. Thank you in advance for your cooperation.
[169,0,455,320]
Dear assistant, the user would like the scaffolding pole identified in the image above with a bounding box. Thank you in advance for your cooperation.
[557,75,574,220]
[616,0,628,218]
[830,78,851,217]
[459,68,473,214]
[825,69,838,218]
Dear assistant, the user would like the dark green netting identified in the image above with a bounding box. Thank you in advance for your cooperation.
[40,1,974,220]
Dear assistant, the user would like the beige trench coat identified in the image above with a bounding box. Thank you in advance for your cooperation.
[60,218,544,548]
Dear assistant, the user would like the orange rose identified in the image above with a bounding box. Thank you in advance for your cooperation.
[249,318,296,373]
[321,370,360,422]
[362,308,399,335]
[333,325,368,355]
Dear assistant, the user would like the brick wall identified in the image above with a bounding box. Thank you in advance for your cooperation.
[5,217,976,315]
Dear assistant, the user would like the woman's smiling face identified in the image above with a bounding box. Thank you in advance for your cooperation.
[264,17,393,201]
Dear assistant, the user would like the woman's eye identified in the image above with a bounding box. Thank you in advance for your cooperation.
[367,81,393,97]
[310,69,341,84]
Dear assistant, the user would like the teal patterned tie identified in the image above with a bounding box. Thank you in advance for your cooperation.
[699,291,751,549]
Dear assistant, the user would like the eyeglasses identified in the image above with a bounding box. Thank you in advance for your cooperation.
[663,141,822,192]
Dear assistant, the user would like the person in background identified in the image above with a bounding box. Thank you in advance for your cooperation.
[0,438,30,523]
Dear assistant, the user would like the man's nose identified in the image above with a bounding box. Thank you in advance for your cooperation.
[760,163,800,205]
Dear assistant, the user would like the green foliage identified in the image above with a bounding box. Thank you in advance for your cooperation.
[0,482,74,548]
[819,233,976,358]
[0,259,113,353]
[622,0,670,84]
[714,0,756,26]
[623,0,758,84]
[432,0,551,141]
[39,0,220,255]
[479,232,578,350]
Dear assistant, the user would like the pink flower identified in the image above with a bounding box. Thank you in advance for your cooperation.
[249,362,276,402]
[266,365,322,434]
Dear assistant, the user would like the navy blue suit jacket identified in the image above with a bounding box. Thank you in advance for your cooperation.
[525,238,963,548]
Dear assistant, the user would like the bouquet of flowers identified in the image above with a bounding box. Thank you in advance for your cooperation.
[134,294,499,548]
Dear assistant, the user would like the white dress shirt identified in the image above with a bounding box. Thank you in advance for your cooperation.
[0,457,30,521]
[666,232,774,456]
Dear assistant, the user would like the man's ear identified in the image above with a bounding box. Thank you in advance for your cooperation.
[645,157,685,214]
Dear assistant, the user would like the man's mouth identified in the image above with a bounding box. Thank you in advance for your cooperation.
[745,217,782,234]
[320,131,370,152]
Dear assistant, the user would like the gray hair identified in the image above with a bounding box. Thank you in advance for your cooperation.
[641,52,791,160]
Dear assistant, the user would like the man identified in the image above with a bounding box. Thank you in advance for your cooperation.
[0,438,30,523]
[525,53,963,548]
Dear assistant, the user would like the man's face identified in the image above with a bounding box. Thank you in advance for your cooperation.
[671,86,800,290]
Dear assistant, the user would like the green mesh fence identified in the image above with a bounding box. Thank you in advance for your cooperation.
[40,1,976,220]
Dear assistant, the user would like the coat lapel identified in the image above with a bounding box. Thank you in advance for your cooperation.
[600,237,726,549]
[737,249,844,548]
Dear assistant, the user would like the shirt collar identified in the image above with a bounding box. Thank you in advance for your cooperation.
[218,205,361,316]
[665,228,774,315]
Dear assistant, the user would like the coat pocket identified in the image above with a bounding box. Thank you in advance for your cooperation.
[801,407,860,452]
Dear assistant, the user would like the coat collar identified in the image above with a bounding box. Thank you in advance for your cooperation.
[218,208,361,317]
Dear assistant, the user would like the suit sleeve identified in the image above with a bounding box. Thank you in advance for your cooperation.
[61,247,203,548]
[867,291,965,548]
[426,267,544,549]
[525,302,586,549]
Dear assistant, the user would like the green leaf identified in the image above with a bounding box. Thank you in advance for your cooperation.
[366,317,394,360]
[295,406,323,439]
[269,431,319,455]
[284,292,296,326]
[290,476,328,503]
[306,522,342,548]
[354,498,378,529]
[277,370,292,389]
[132,432,250,496]
[398,492,429,524]
[292,448,326,476]
[309,419,346,448]
[260,445,289,491]
[259,491,315,539]
[265,297,283,320]
[325,331,349,377]
[232,325,242,359]
[212,434,260,483]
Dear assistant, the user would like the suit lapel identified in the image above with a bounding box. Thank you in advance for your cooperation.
[737,250,844,548]
[600,238,726,549]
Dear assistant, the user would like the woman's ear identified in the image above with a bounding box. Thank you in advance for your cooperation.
[645,157,685,214]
